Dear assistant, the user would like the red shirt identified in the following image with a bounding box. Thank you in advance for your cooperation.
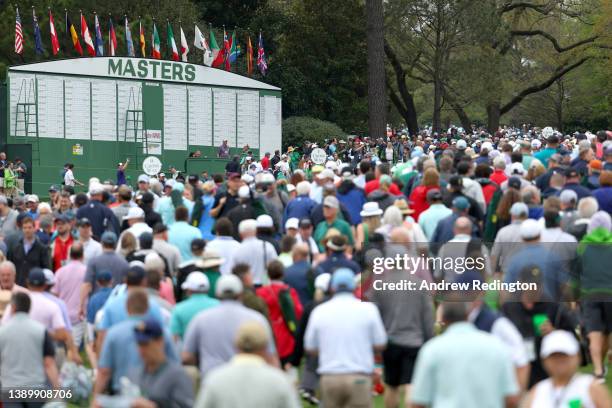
[409,185,439,221]
[364,179,402,196]
[261,156,270,170]
[490,169,507,187]
[256,282,303,359]
[482,183,498,206]
[52,234,74,271]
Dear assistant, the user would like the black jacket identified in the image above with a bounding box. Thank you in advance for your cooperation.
[7,237,50,286]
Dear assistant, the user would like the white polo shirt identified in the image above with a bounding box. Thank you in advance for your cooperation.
[305,293,387,375]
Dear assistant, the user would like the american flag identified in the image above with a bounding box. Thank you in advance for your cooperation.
[15,8,23,55]
[257,32,267,76]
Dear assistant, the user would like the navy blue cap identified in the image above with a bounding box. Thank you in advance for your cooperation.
[96,271,112,282]
[101,231,118,245]
[28,267,46,286]
[134,318,164,343]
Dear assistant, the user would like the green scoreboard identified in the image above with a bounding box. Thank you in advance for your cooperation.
[2,57,282,195]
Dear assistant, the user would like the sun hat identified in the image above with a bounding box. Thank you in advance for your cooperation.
[360,202,383,218]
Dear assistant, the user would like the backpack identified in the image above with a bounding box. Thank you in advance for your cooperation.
[277,286,298,336]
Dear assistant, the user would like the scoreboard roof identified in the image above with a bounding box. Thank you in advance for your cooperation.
[8,57,281,91]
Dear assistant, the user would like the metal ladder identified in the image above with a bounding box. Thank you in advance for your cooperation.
[13,78,40,163]
[123,87,147,167]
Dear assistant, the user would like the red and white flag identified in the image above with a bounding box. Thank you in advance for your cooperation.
[180,25,189,62]
[81,12,96,56]
[15,8,23,55]
[49,10,60,55]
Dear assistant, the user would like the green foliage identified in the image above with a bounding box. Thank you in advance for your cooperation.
[282,116,345,150]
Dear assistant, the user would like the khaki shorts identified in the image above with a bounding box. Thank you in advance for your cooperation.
[320,373,373,408]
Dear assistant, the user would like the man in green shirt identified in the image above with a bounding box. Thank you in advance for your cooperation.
[313,196,354,251]
[196,250,224,298]
[170,272,220,340]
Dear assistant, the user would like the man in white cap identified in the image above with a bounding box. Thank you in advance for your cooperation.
[232,219,278,286]
[305,268,387,408]
[524,330,611,407]
[182,275,278,383]
[170,272,219,340]
[124,207,153,240]
[76,183,120,239]
[504,219,568,299]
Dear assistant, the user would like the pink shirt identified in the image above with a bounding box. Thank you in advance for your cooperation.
[2,291,65,331]
[53,260,86,324]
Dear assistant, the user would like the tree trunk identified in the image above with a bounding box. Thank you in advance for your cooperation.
[366,0,386,138]
[487,102,501,133]
[555,80,564,132]
[384,41,419,136]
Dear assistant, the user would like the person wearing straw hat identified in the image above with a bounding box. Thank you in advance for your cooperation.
[195,250,224,299]
[524,330,611,407]
[355,202,383,251]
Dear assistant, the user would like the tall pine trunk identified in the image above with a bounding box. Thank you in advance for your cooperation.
[366,0,386,138]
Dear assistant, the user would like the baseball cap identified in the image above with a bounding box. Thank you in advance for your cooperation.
[456,139,467,150]
[27,268,46,286]
[323,195,340,209]
[215,274,243,297]
[426,189,443,202]
[124,207,145,221]
[238,185,250,199]
[96,271,113,282]
[331,268,356,292]
[509,162,526,176]
[317,169,335,180]
[507,176,522,190]
[26,194,39,203]
[126,265,146,285]
[89,183,104,195]
[181,272,210,292]
[227,172,241,180]
[520,219,542,240]
[77,218,92,227]
[559,189,578,204]
[42,268,55,286]
[138,174,150,183]
[449,175,463,189]
[589,160,603,171]
[256,214,274,229]
[134,318,164,343]
[285,218,299,230]
[191,238,206,252]
[48,185,60,193]
[540,330,579,358]
[100,231,118,245]
[509,202,529,218]
[314,273,331,292]
[452,196,470,211]
[564,168,579,178]
[55,214,70,224]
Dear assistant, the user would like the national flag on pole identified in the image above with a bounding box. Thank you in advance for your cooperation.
[229,31,240,65]
[15,8,23,55]
[223,29,231,70]
[108,17,117,56]
[81,12,95,56]
[167,22,179,61]
[179,25,189,62]
[257,32,268,76]
[194,24,213,66]
[211,28,226,68]
[49,10,60,55]
[66,13,83,55]
[139,19,146,57]
[32,8,45,55]
[247,36,253,76]
[94,14,104,56]
[151,22,161,59]
[125,17,135,57]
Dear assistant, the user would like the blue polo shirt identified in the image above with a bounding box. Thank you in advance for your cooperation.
[99,316,178,392]
[283,195,316,225]
[97,290,164,331]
